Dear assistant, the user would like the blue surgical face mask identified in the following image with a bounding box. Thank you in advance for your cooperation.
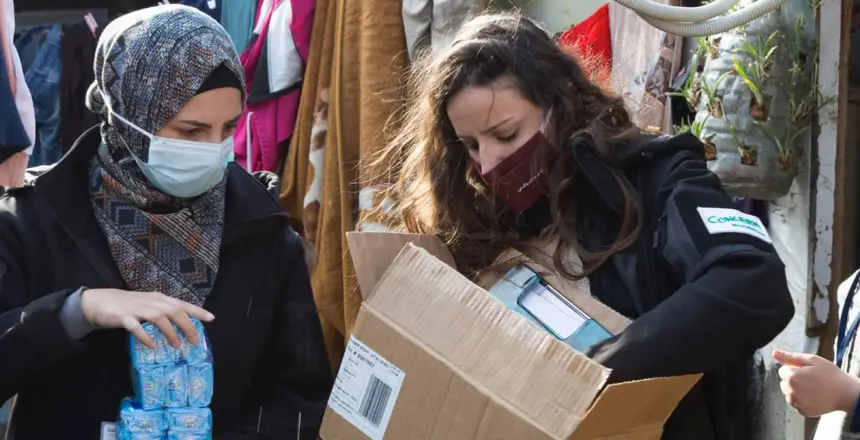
[110,110,234,199]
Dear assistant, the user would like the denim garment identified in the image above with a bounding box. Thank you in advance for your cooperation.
[0,52,30,163]
[181,0,221,21]
[14,24,63,166]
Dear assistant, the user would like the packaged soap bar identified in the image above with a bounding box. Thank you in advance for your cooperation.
[167,407,213,433]
[179,319,212,364]
[131,319,212,368]
[119,398,168,434]
[165,364,189,408]
[131,366,167,411]
[119,432,166,440]
[166,432,212,440]
[119,431,166,440]
[187,363,214,407]
[131,324,173,366]
[488,264,613,353]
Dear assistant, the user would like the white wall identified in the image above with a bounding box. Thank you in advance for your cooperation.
[491,0,608,34]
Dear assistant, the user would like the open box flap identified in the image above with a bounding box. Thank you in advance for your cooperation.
[365,243,611,438]
[347,231,456,301]
[569,374,702,439]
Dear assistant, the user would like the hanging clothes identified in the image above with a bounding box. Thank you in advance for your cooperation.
[179,0,221,20]
[402,0,480,61]
[609,0,683,131]
[279,0,409,370]
[59,22,97,155]
[233,0,314,173]
[0,0,34,187]
[558,4,612,88]
[3,0,33,149]
[636,31,683,132]
[221,0,256,53]
[0,25,29,164]
[15,23,62,167]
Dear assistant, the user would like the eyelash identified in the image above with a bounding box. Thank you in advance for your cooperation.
[460,140,477,151]
[460,130,519,150]
[499,131,518,142]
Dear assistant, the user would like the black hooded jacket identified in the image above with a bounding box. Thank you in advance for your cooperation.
[574,132,793,439]
[0,126,333,439]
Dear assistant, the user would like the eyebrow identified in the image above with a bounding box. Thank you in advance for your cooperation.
[177,114,243,129]
[479,117,513,134]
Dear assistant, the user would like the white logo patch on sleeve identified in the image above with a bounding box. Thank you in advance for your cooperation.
[697,207,772,244]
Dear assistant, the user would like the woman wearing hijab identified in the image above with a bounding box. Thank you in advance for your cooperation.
[0,6,332,439]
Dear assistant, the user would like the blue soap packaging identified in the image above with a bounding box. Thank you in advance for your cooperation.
[119,398,168,435]
[167,407,213,433]
[166,432,212,440]
[119,431,167,440]
[124,318,214,438]
[128,318,214,409]
[165,364,189,408]
[130,324,173,367]
[131,365,167,411]
[187,363,214,407]
[179,319,212,364]
[131,319,213,369]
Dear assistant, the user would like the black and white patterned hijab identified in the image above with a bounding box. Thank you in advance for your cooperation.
[86,5,245,306]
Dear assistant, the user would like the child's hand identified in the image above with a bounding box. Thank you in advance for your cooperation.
[774,349,860,417]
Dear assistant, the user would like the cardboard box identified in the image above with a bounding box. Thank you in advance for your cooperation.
[321,232,700,440]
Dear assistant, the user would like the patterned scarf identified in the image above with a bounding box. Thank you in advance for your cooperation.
[85,5,245,307]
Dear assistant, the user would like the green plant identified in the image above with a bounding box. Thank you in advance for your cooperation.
[674,119,692,135]
[693,36,710,60]
[754,121,810,172]
[732,57,770,121]
[784,16,808,81]
[728,1,743,13]
[690,115,716,160]
[808,0,823,20]
[695,35,722,59]
[729,123,757,166]
[789,70,833,125]
[700,71,732,118]
[732,30,780,78]
[690,115,709,138]
[667,64,702,110]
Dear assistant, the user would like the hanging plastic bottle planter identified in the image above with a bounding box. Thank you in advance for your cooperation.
[671,0,825,200]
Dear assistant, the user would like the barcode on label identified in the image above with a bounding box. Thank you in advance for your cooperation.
[358,375,392,427]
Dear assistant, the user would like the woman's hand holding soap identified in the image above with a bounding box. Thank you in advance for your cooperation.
[80,288,215,348]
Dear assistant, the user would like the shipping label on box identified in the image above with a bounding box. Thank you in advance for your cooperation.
[328,336,404,440]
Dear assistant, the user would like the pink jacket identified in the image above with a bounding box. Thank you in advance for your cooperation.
[233,0,314,172]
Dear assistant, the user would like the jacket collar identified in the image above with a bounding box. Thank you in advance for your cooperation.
[568,132,705,213]
[34,125,289,245]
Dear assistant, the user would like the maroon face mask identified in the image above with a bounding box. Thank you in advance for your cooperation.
[479,132,555,213]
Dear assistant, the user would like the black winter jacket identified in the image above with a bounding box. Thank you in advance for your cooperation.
[577,133,794,440]
[0,126,333,439]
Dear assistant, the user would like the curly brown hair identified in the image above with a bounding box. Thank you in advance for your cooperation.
[367,11,643,281]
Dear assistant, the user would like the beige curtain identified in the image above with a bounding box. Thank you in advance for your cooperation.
[279,0,409,372]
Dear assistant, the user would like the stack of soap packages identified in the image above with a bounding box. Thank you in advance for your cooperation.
[118,319,215,440]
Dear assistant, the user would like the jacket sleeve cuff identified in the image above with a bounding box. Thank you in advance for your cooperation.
[849,396,860,433]
[59,288,98,340]
[20,289,84,357]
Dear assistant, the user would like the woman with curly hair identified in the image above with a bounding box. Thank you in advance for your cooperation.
[370,12,794,440]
